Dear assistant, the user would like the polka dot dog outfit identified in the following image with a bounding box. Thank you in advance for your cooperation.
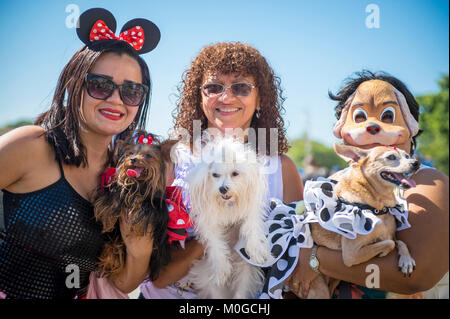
[235,177,411,299]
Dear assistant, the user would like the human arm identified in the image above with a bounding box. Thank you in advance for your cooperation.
[112,218,155,293]
[151,239,204,288]
[288,167,449,295]
[0,126,50,191]
[280,154,304,202]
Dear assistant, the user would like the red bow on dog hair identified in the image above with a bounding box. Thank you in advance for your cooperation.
[138,134,153,145]
[165,186,194,244]
[90,20,145,51]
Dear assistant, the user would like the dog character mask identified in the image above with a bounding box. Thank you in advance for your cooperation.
[332,77,420,152]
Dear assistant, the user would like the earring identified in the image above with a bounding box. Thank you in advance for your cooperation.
[129,122,136,130]
[255,109,261,119]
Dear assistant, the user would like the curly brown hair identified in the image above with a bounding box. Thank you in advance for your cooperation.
[173,42,289,155]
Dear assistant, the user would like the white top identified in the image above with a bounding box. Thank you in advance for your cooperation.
[140,143,284,299]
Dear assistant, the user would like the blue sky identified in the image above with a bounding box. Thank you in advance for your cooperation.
[0,0,448,146]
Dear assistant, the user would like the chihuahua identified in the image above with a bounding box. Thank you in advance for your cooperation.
[306,143,418,298]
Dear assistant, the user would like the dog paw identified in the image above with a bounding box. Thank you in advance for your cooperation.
[246,238,274,265]
[398,254,416,277]
[211,262,232,286]
[377,240,396,257]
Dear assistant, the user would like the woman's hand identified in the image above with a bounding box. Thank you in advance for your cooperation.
[285,246,320,298]
[112,218,154,293]
[119,217,154,259]
[151,239,205,288]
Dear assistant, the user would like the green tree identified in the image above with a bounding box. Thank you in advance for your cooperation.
[288,135,346,171]
[416,74,449,175]
[0,119,33,135]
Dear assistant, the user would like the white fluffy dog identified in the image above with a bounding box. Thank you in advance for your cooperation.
[185,137,273,298]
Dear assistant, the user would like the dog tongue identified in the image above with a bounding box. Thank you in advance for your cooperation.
[393,173,416,188]
[126,167,144,178]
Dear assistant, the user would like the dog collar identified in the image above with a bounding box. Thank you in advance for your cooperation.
[303,178,411,239]
[338,198,391,216]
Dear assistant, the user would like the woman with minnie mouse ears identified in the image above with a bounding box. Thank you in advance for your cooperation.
[0,8,162,298]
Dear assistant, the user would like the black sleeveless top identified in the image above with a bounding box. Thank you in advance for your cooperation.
[0,160,105,299]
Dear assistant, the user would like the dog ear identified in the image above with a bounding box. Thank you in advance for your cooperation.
[333,143,370,165]
[185,162,211,214]
[160,139,179,164]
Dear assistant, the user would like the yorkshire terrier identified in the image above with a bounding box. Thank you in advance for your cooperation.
[93,130,175,281]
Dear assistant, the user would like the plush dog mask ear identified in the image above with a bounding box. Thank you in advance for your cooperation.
[333,92,356,139]
[393,88,419,137]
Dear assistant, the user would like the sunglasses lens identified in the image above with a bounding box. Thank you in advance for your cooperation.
[86,76,114,99]
[202,83,254,97]
[231,83,253,97]
[202,84,224,97]
[120,83,146,106]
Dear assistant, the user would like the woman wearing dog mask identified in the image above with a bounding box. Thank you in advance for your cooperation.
[286,71,448,299]
[0,8,164,298]
[138,42,304,298]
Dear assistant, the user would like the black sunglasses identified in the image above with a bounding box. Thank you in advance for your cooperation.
[84,73,148,106]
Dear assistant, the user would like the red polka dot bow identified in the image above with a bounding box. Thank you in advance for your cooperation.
[89,19,145,51]
[138,135,153,145]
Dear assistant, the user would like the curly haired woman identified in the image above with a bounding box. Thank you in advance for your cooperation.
[138,42,304,298]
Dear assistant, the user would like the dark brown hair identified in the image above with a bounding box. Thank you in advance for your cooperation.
[173,42,289,155]
[35,41,152,167]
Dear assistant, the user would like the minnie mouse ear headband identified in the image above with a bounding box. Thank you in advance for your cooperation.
[76,8,160,55]
[332,88,419,139]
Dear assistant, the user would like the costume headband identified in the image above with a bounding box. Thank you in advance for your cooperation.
[332,87,419,139]
[76,8,160,55]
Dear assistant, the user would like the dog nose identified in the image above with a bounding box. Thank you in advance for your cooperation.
[366,123,381,135]
[130,158,137,164]
[219,186,229,195]
[411,160,420,170]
